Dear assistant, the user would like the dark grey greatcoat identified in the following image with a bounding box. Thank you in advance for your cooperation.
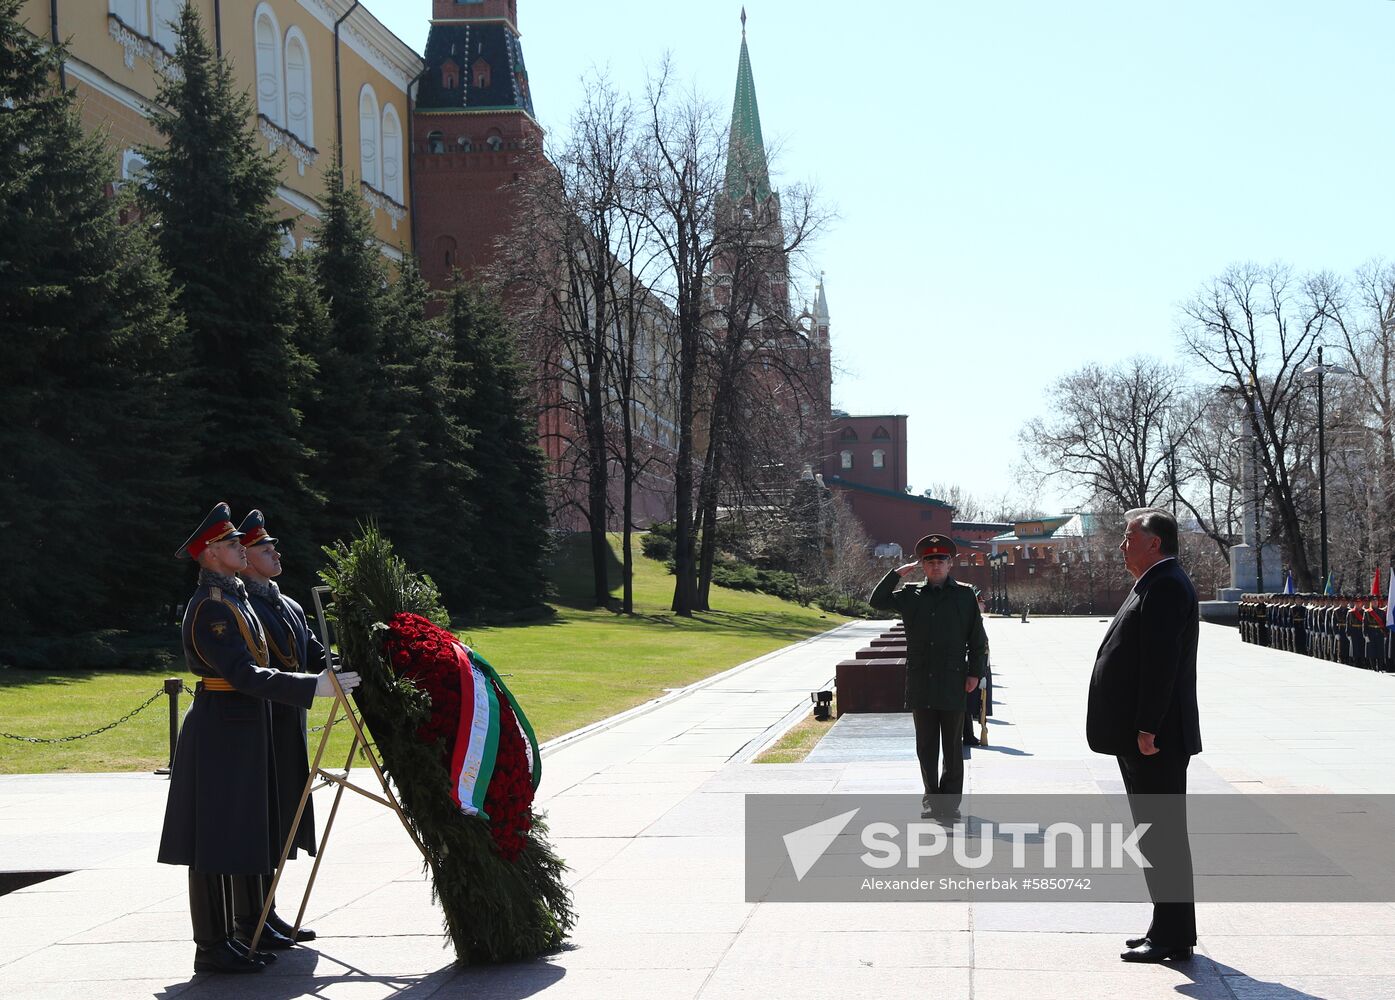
[158,574,318,875]
[869,571,989,710]
[245,583,328,859]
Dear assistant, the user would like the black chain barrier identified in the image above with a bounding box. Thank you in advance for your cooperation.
[0,689,165,744]
[2,680,339,763]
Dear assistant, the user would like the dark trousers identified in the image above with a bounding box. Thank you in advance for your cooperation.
[231,873,271,933]
[189,871,230,947]
[1117,751,1196,948]
[913,707,965,812]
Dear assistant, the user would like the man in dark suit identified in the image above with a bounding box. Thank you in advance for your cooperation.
[1086,508,1201,964]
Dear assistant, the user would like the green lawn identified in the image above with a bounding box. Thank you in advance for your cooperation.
[0,534,846,773]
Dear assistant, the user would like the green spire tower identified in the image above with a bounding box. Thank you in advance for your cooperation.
[726,7,771,203]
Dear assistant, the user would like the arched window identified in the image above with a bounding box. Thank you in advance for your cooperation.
[435,235,458,271]
[380,103,402,202]
[119,149,149,191]
[253,5,283,126]
[457,135,473,152]
[840,427,858,442]
[840,451,853,470]
[279,232,297,258]
[283,27,313,145]
[872,425,891,440]
[440,58,458,90]
[110,0,146,34]
[151,0,182,52]
[872,449,885,469]
[428,130,445,154]
[485,134,503,152]
[358,84,380,189]
[473,57,491,89]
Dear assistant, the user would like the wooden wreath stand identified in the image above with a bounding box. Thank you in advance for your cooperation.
[246,588,429,955]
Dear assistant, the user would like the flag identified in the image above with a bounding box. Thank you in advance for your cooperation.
[1324,573,1335,596]
[1283,570,1295,595]
[1373,568,1383,597]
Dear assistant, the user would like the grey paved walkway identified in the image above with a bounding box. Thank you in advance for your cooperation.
[2,617,1394,999]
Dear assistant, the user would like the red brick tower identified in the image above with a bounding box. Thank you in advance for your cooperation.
[412,0,543,289]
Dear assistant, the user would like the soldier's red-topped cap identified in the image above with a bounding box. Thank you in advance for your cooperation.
[237,509,277,548]
[176,501,244,560]
[915,534,957,558]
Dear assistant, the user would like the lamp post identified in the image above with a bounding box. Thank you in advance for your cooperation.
[1302,346,1352,587]
[1220,384,1265,593]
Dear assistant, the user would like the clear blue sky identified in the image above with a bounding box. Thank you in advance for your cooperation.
[372,1,1395,514]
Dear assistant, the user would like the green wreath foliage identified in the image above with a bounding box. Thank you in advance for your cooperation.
[320,524,575,963]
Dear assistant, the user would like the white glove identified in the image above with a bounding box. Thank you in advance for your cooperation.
[315,669,361,697]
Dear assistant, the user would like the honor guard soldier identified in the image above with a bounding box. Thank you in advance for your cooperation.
[869,534,988,822]
[1322,596,1338,660]
[1345,597,1363,667]
[1362,597,1385,671]
[157,503,361,975]
[233,510,330,948]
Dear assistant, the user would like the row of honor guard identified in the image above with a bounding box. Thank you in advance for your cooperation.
[157,502,363,975]
[1238,593,1391,671]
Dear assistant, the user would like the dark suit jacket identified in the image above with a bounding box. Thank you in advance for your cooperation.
[1087,558,1202,757]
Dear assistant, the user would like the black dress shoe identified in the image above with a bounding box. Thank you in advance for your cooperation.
[963,735,981,746]
[933,809,963,824]
[228,936,279,963]
[236,921,297,951]
[1125,936,1148,949]
[1121,942,1193,963]
[193,940,265,974]
[267,910,316,943]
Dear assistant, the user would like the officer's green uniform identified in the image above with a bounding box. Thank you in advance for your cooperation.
[868,533,988,820]
[869,572,988,709]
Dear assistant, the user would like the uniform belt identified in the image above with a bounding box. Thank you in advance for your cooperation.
[196,677,236,692]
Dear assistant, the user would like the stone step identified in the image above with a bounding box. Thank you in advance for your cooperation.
[835,658,907,714]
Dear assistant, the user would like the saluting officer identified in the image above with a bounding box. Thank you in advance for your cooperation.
[869,534,988,822]
[158,503,360,975]
[232,510,329,949]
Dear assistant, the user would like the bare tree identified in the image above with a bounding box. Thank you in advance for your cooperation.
[691,176,828,610]
[1020,356,1193,511]
[632,61,737,616]
[501,78,628,607]
[1179,263,1335,590]
[1173,388,1245,562]
[824,491,881,603]
[921,482,986,522]
[1316,260,1395,568]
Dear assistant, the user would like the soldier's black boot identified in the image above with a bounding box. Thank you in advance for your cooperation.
[232,873,297,950]
[190,872,264,974]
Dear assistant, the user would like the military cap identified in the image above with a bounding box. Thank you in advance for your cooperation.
[176,501,243,559]
[237,509,277,547]
[914,533,957,559]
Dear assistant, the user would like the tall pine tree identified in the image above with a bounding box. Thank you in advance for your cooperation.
[0,0,185,642]
[442,281,550,615]
[138,5,319,579]
[303,151,399,548]
[380,256,482,613]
